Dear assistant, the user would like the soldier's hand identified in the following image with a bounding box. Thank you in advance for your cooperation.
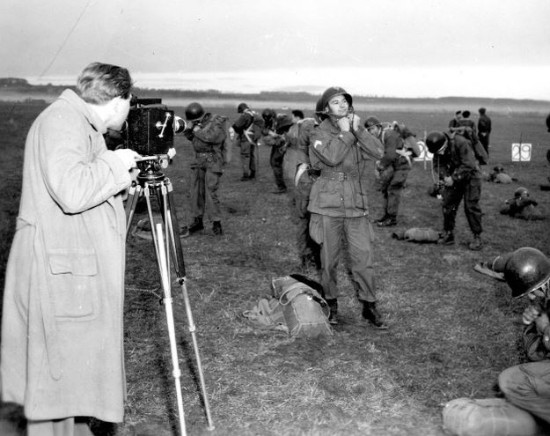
[535,312,550,333]
[523,304,542,325]
[444,176,454,187]
[337,117,351,132]
[351,114,361,132]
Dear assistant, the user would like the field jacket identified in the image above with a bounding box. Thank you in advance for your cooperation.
[434,133,485,182]
[185,112,227,173]
[1,89,131,422]
[307,117,383,217]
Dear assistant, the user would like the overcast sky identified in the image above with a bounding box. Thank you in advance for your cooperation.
[1,0,549,99]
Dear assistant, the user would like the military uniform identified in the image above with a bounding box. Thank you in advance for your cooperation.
[294,118,321,269]
[477,108,492,155]
[308,116,383,304]
[375,128,412,225]
[435,132,488,243]
[185,113,227,233]
[232,108,259,180]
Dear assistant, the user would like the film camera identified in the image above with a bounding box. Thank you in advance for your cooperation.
[105,96,186,182]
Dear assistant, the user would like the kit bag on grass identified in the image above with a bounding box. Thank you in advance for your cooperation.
[271,274,333,338]
[442,397,539,436]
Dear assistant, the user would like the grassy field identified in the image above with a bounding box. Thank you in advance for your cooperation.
[1,97,550,436]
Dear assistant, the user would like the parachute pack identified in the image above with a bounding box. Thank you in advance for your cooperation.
[243,110,265,144]
[194,113,228,144]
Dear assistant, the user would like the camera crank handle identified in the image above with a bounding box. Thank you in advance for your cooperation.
[155,112,172,138]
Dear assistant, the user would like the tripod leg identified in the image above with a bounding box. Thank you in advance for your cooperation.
[162,179,186,278]
[155,224,187,436]
[125,182,142,238]
[161,181,215,430]
[176,277,215,431]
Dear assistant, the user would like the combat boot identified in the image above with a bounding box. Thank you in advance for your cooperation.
[179,225,190,238]
[188,216,204,234]
[377,217,397,227]
[468,234,483,251]
[212,221,223,235]
[438,231,455,245]
[249,170,256,180]
[326,299,338,325]
[361,301,388,329]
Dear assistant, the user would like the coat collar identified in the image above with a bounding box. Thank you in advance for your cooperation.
[58,89,108,134]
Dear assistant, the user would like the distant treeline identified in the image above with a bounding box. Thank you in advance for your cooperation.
[1,77,548,109]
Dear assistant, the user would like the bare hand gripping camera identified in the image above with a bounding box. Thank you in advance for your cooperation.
[119,97,214,434]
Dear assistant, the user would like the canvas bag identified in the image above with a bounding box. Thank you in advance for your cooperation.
[442,397,539,436]
[271,276,333,338]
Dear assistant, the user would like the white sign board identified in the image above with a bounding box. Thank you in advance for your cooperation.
[511,143,532,162]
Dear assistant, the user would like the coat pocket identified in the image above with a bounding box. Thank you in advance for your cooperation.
[318,185,343,208]
[47,249,99,321]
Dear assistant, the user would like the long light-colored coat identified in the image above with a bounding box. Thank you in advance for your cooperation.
[1,89,132,422]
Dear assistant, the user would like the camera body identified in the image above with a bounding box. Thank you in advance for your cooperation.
[125,97,185,155]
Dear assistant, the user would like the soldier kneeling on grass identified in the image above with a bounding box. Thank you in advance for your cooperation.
[456,248,550,435]
[500,187,544,221]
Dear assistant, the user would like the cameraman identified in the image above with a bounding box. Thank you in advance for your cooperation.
[1,62,140,436]
[182,102,228,236]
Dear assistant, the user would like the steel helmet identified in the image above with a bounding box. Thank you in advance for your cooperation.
[262,108,276,121]
[493,165,504,173]
[185,102,205,122]
[514,187,530,198]
[237,102,249,113]
[275,114,293,134]
[504,247,550,298]
[364,116,382,129]
[319,86,353,111]
[425,131,447,154]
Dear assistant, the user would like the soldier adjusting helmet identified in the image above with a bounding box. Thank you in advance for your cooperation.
[319,86,353,111]
[504,247,550,299]
[185,102,205,122]
[426,131,447,154]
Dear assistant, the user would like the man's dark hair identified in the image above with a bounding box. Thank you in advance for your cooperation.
[292,110,304,119]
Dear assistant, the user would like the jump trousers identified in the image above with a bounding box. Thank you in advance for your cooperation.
[317,214,377,303]
[499,361,550,424]
[442,175,483,235]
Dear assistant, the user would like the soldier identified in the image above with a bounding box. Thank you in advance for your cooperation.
[448,110,462,129]
[496,248,550,425]
[426,129,488,250]
[364,116,416,227]
[487,165,513,184]
[477,107,492,155]
[308,86,386,327]
[500,187,544,221]
[182,102,228,236]
[232,102,262,181]
[262,114,293,194]
[293,101,324,270]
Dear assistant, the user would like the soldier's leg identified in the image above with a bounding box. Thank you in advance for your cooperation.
[249,143,256,178]
[441,182,464,232]
[386,169,409,221]
[344,216,376,302]
[190,166,205,220]
[463,176,483,236]
[319,215,343,300]
[205,169,222,222]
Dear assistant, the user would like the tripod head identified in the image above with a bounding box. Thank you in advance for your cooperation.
[135,155,171,185]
